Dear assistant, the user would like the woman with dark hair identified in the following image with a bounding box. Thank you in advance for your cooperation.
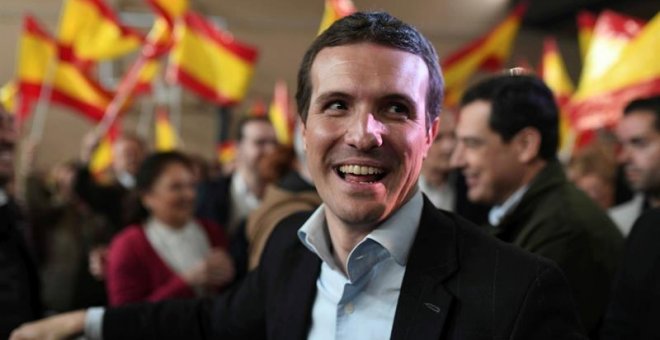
[106,152,234,306]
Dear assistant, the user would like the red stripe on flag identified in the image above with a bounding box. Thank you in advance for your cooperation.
[19,82,106,121]
[183,12,258,63]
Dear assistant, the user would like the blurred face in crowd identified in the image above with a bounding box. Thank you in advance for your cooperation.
[112,136,145,176]
[572,173,615,209]
[237,120,278,173]
[302,43,437,230]
[0,106,16,187]
[142,162,197,227]
[616,111,660,194]
[451,100,526,205]
[422,111,457,186]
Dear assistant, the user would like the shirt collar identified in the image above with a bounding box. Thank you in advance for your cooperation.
[488,185,528,226]
[116,171,136,189]
[298,190,424,270]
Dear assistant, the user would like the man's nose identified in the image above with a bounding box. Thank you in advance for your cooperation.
[345,111,384,150]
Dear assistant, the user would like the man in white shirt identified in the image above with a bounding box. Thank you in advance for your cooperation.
[11,11,586,340]
[610,96,660,235]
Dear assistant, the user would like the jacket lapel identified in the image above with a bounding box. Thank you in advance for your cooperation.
[391,197,459,340]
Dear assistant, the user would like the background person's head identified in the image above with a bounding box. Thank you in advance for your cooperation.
[235,116,278,179]
[616,95,660,204]
[112,133,146,177]
[422,110,457,187]
[295,11,443,128]
[297,12,442,230]
[0,104,16,188]
[451,74,559,205]
[132,152,197,228]
[567,141,617,209]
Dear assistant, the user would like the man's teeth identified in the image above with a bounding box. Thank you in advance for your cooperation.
[338,165,384,175]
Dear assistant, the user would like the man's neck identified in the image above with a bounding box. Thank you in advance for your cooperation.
[324,213,376,275]
[236,167,264,198]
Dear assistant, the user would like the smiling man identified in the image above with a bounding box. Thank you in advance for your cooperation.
[12,12,585,340]
[451,74,623,336]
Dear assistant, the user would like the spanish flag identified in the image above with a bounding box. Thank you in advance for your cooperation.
[155,106,178,151]
[168,12,259,106]
[569,12,660,132]
[57,0,144,61]
[217,140,236,166]
[318,0,356,35]
[268,80,294,146]
[577,11,597,62]
[441,3,527,108]
[17,15,113,122]
[147,0,188,27]
[132,17,173,95]
[540,37,575,157]
[0,82,18,115]
[577,11,645,100]
[89,123,119,176]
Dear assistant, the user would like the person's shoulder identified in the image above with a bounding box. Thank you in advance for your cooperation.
[111,224,146,247]
[267,211,313,247]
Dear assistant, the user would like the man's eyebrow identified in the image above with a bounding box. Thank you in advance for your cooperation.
[313,91,352,105]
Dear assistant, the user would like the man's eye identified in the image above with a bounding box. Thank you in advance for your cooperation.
[325,101,347,111]
[385,104,411,118]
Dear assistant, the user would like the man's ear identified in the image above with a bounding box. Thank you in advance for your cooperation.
[514,127,542,163]
[423,117,440,158]
[301,121,308,152]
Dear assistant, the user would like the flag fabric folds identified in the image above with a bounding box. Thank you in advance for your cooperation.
[0,82,18,114]
[57,0,143,61]
[318,0,356,35]
[168,12,259,106]
[147,0,188,27]
[441,2,527,108]
[17,16,113,122]
[569,12,660,131]
[155,106,178,151]
[268,80,294,146]
[577,11,597,62]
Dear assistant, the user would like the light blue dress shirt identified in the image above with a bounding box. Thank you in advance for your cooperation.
[488,185,528,226]
[298,191,423,340]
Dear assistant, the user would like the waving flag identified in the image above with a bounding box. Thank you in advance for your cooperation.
[155,106,178,151]
[442,3,527,108]
[17,16,112,122]
[577,11,597,62]
[268,80,294,145]
[318,0,356,35]
[168,12,259,106]
[147,0,188,27]
[0,82,18,114]
[89,123,120,175]
[57,0,143,61]
[569,12,660,131]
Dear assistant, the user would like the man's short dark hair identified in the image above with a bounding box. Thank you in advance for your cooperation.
[236,116,272,141]
[623,95,660,131]
[295,11,443,127]
[460,74,559,161]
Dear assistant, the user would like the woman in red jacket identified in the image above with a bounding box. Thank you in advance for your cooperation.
[106,152,235,306]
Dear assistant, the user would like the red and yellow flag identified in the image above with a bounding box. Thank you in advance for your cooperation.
[318,0,356,35]
[168,12,259,106]
[577,11,597,62]
[147,0,188,27]
[441,3,528,108]
[577,11,645,97]
[540,36,575,157]
[89,123,120,176]
[155,106,178,151]
[217,140,236,165]
[57,0,143,61]
[0,82,18,115]
[131,16,173,95]
[268,80,294,146]
[17,16,113,122]
[569,12,660,132]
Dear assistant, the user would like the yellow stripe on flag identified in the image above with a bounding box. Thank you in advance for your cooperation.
[168,12,258,106]
[155,107,178,151]
[0,82,18,114]
[268,80,293,146]
[318,0,356,35]
[577,11,596,62]
[57,0,143,61]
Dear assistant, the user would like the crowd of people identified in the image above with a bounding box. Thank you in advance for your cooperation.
[2,10,660,340]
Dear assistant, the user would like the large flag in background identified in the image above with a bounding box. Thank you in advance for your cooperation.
[168,12,259,106]
[577,11,645,98]
[577,11,597,62]
[318,0,356,35]
[16,16,113,123]
[441,2,527,108]
[154,106,178,151]
[132,16,173,95]
[57,0,143,61]
[569,12,660,132]
[147,0,188,27]
[539,37,576,157]
[268,80,294,146]
[0,82,18,114]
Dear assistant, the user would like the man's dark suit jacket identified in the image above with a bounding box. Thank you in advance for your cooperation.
[601,208,660,339]
[104,197,586,340]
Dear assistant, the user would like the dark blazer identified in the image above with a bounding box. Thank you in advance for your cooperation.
[195,176,233,229]
[492,161,623,335]
[104,197,586,340]
[601,208,660,340]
